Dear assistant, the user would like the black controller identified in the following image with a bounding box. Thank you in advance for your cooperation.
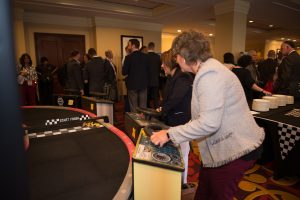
[144,123,163,137]
[136,107,161,120]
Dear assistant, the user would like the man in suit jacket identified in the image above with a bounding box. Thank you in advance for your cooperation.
[84,48,107,94]
[66,50,84,95]
[122,39,149,112]
[104,50,118,101]
[147,42,161,108]
[257,50,277,90]
[274,41,300,100]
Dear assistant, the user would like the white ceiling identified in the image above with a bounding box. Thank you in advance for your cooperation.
[14,0,300,46]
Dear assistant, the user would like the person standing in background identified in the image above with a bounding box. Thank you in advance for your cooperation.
[246,50,261,84]
[147,42,161,108]
[104,50,118,102]
[122,39,149,112]
[140,45,148,54]
[84,48,107,95]
[274,41,300,100]
[82,53,91,96]
[17,53,38,105]
[257,50,277,93]
[36,57,57,105]
[223,52,236,70]
[66,50,84,95]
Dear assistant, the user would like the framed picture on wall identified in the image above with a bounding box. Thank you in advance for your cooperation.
[121,35,143,62]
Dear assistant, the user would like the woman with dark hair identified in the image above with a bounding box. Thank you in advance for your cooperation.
[159,49,193,186]
[232,55,271,104]
[66,50,84,95]
[223,52,235,70]
[17,53,38,105]
[151,31,265,200]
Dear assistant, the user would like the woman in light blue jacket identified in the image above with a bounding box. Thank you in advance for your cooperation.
[151,31,265,200]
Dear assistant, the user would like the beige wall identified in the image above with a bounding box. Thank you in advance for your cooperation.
[264,40,282,58]
[161,33,177,53]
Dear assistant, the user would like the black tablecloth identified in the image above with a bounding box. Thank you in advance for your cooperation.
[253,102,300,179]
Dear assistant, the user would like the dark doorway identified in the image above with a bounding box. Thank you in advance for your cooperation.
[34,33,85,93]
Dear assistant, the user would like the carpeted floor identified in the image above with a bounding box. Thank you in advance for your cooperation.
[114,99,300,200]
[186,150,300,200]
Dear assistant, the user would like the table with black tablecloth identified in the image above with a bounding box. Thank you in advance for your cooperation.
[21,106,134,200]
[253,102,300,179]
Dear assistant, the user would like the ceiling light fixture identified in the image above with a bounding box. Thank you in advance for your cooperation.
[269,24,274,27]
[293,39,297,42]
[209,33,213,37]
[249,20,254,23]
[177,30,182,33]
[281,38,285,40]
[287,38,291,41]
[59,2,78,6]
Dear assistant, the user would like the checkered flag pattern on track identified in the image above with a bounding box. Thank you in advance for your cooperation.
[278,123,300,160]
[28,126,101,139]
[45,119,60,126]
[79,115,90,121]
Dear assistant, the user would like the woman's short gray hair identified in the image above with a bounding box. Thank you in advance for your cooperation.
[171,30,212,65]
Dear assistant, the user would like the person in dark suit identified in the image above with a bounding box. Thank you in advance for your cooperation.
[257,50,277,92]
[159,49,193,186]
[122,39,149,112]
[66,50,84,95]
[147,42,161,109]
[84,48,107,94]
[104,50,118,102]
[36,57,57,105]
[274,41,300,100]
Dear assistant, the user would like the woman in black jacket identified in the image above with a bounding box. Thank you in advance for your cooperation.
[160,49,194,186]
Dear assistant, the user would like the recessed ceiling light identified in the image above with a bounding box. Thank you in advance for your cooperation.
[269,24,274,28]
[249,20,254,23]
[281,38,285,40]
[293,39,297,42]
[209,33,213,37]
[177,29,182,33]
[287,38,291,41]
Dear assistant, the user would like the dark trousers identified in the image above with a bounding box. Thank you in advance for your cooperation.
[38,81,53,105]
[20,82,36,106]
[194,158,255,200]
[147,86,159,108]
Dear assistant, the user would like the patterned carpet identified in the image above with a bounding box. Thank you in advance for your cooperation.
[187,150,300,200]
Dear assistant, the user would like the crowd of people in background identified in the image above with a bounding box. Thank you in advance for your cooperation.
[223,41,300,105]
[16,39,300,111]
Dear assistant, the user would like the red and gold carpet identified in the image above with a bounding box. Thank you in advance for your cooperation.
[187,151,300,200]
